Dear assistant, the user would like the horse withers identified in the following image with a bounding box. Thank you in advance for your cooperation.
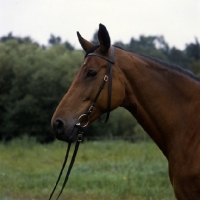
[51,24,200,199]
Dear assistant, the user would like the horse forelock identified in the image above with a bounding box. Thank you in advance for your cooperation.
[84,45,100,58]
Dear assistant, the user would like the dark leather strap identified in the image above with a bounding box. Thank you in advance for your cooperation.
[87,46,115,123]
[87,52,115,64]
[48,128,83,200]
[55,140,81,200]
[48,143,71,200]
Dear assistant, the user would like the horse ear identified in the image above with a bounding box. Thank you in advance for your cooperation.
[98,24,111,53]
[77,32,94,52]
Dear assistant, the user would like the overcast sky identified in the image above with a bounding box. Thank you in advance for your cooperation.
[1,0,200,50]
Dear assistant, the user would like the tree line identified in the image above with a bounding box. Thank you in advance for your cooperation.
[0,32,200,142]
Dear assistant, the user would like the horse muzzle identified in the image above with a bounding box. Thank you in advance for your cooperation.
[52,118,79,143]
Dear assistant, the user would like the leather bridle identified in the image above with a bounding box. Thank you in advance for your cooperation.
[49,46,115,200]
[76,45,115,127]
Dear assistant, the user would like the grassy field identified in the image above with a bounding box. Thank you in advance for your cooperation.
[0,138,175,200]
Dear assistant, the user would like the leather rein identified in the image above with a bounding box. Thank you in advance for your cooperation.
[48,46,115,200]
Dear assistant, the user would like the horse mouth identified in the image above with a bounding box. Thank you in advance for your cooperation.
[55,131,78,143]
[54,125,79,143]
[68,125,80,142]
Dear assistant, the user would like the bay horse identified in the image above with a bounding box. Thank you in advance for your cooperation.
[51,24,200,199]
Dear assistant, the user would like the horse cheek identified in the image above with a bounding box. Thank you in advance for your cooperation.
[112,80,125,109]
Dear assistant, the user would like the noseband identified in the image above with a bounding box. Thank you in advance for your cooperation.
[49,46,115,200]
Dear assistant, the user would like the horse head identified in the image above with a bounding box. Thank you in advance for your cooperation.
[51,24,126,142]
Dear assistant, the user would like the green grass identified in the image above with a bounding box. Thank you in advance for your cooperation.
[0,138,175,200]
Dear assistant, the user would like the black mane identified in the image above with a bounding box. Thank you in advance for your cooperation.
[114,45,200,82]
[135,52,200,82]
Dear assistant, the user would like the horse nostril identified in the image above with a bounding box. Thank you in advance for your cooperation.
[53,119,65,134]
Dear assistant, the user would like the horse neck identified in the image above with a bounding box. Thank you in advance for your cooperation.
[117,50,200,157]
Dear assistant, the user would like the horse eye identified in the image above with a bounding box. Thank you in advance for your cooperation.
[86,70,97,78]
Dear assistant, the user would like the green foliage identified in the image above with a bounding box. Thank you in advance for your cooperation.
[0,139,175,200]
[186,38,200,61]
[0,38,83,141]
[0,33,200,142]
[48,34,62,45]
[115,35,169,61]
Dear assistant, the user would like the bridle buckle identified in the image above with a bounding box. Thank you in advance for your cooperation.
[77,133,83,142]
[104,75,108,81]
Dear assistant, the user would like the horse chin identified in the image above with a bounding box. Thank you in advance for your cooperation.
[68,125,80,143]
[55,125,79,143]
